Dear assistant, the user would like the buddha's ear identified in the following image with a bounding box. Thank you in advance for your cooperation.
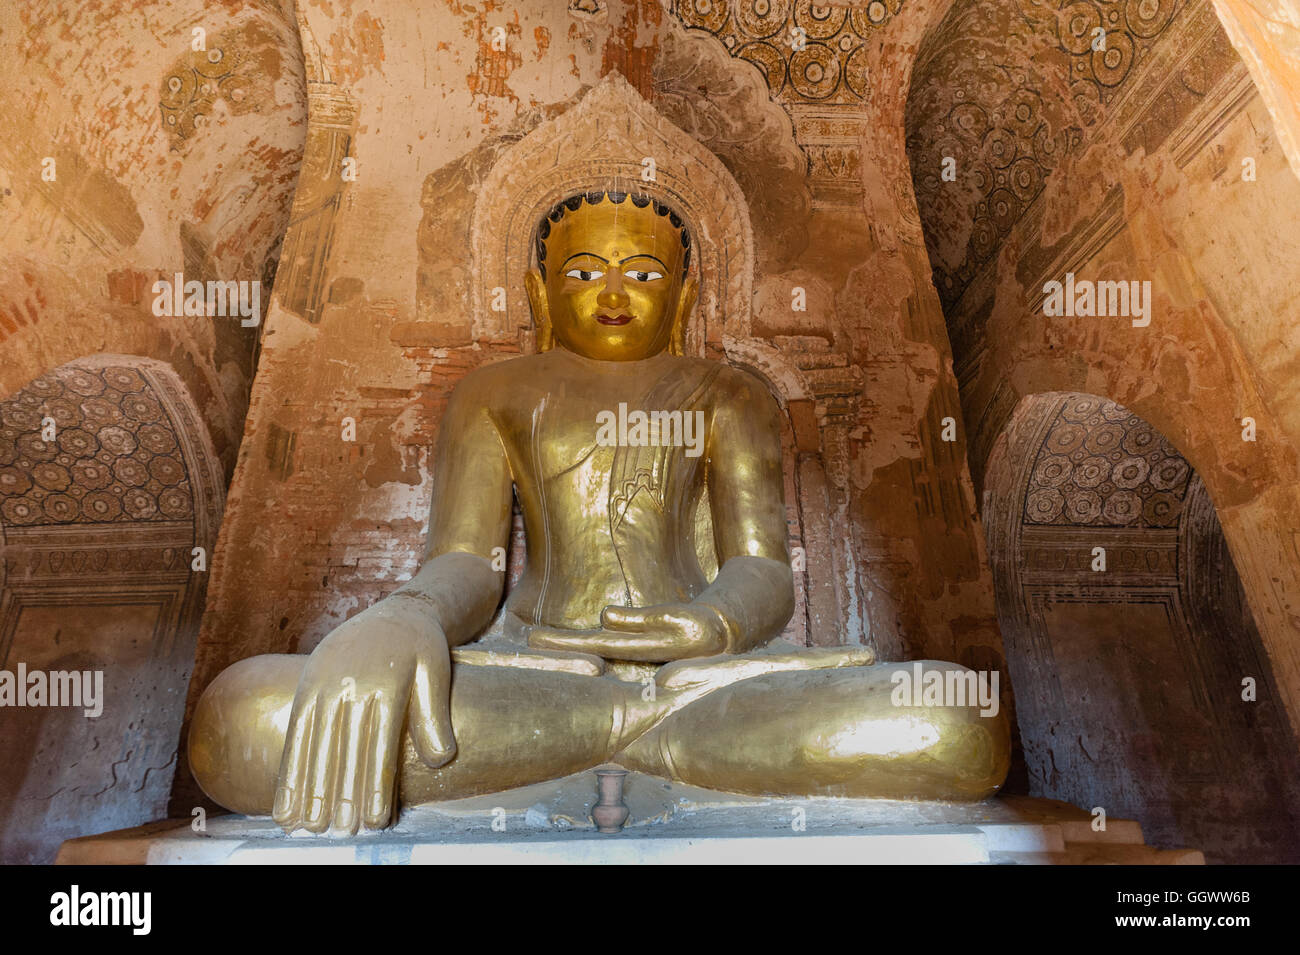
[670,275,699,356]
[525,269,553,352]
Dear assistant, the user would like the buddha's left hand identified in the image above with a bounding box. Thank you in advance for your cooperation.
[528,602,731,662]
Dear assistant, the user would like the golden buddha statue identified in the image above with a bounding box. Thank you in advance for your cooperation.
[189,189,1010,835]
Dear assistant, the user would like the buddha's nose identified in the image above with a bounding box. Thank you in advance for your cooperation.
[597,270,629,309]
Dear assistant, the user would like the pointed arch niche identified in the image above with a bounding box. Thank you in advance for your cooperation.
[470,74,755,355]
[983,391,1300,863]
[0,355,223,863]
[467,75,866,648]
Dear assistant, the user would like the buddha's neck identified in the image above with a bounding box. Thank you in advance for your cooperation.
[549,345,675,376]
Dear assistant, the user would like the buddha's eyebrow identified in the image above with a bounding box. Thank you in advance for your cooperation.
[559,252,669,269]
[561,252,609,268]
[618,253,668,268]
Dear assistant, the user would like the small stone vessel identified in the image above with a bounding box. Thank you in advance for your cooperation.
[592,768,630,833]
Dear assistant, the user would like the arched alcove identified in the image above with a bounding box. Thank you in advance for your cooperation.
[470,73,755,354]
[983,391,1300,862]
[0,355,223,863]
[461,77,843,650]
[904,0,1300,833]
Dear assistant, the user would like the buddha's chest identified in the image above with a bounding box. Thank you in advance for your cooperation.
[496,385,710,490]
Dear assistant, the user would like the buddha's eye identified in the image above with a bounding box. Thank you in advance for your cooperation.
[625,270,664,282]
[564,268,604,281]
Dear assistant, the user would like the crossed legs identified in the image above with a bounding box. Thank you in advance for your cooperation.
[188,654,1009,824]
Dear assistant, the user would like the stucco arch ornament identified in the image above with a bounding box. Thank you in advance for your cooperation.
[470,73,755,356]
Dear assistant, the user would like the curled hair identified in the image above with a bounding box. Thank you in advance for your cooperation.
[535,190,691,280]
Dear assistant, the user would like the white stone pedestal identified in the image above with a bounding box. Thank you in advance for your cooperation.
[56,771,1204,865]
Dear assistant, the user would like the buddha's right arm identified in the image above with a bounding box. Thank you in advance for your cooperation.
[388,552,503,647]
[386,369,513,647]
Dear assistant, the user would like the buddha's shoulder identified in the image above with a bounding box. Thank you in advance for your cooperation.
[449,354,545,397]
[700,359,778,405]
[449,353,773,402]
[660,355,762,390]
[644,357,776,412]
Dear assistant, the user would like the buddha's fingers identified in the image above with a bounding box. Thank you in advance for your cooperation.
[362,696,400,829]
[333,697,371,836]
[656,644,878,691]
[602,604,729,656]
[530,624,683,661]
[451,645,606,676]
[599,606,652,632]
[408,654,456,768]
[303,696,344,834]
[527,626,609,653]
[272,695,317,832]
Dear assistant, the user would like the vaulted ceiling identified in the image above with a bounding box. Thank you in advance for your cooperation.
[905,0,1238,314]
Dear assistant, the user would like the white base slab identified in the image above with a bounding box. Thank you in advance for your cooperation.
[56,772,1204,865]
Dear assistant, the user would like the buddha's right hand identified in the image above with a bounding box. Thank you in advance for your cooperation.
[272,596,456,835]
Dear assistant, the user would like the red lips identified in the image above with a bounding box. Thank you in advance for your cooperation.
[595,313,633,326]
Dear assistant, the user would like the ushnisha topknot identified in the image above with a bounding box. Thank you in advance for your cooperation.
[535,189,692,281]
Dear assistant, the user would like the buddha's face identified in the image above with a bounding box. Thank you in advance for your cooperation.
[526,196,697,362]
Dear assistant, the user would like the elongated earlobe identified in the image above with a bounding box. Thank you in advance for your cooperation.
[524,270,553,352]
[669,319,684,356]
[670,276,698,356]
